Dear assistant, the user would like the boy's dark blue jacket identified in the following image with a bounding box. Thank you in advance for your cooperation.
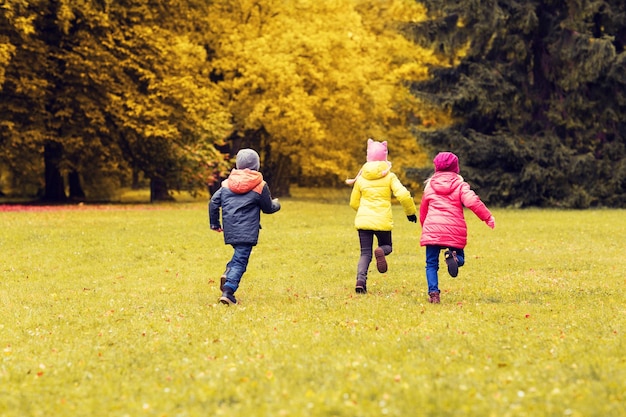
[209,168,280,245]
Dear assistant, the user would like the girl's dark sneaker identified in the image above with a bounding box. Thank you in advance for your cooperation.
[220,275,226,292]
[219,291,237,305]
[444,250,459,277]
[428,292,440,304]
[374,247,388,273]
[355,279,367,294]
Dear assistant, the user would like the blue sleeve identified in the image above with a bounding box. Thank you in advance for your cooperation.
[259,184,280,214]
[209,188,222,228]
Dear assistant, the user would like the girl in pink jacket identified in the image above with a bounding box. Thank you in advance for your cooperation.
[419,152,495,304]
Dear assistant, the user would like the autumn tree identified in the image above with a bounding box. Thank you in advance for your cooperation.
[1,0,128,201]
[0,0,232,202]
[408,0,626,207]
[101,0,233,201]
[205,0,453,196]
[1,0,53,197]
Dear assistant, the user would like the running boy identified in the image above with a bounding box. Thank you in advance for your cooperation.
[209,149,281,305]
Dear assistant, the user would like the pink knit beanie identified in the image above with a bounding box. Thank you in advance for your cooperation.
[367,138,387,162]
[346,138,392,185]
[433,152,460,173]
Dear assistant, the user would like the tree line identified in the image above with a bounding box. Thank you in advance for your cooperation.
[1,0,625,207]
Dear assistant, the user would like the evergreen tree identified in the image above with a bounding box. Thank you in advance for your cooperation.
[409,0,626,207]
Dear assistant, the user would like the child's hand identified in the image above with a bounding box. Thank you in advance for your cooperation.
[211,225,223,233]
[407,214,417,223]
[486,216,496,229]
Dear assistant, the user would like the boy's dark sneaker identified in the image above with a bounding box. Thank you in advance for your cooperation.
[355,279,367,294]
[374,247,388,273]
[444,250,459,278]
[428,292,440,304]
[219,275,227,292]
[219,290,237,305]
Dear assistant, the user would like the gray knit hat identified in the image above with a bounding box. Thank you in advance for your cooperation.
[235,148,260,171]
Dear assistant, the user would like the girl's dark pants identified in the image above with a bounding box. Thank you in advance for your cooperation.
[357,230,392,281]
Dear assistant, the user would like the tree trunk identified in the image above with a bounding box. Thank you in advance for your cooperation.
[150,177,174,202]
[208,180,222,196]
[253,127,291,197]
[68,171,85,200]
[43,141,67,202]
[132,168,142,189]
[263,151,292,197]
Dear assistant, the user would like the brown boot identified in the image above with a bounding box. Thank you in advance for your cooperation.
[355,279,367,294]
[374,247,388,273]
[428,292,440,304]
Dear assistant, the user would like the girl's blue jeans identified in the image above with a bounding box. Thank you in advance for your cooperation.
[223,244,253,293]
[425,245,465,294]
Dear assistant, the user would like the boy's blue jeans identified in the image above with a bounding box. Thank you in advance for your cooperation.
[223,244,253,293]
[425,245,465,294]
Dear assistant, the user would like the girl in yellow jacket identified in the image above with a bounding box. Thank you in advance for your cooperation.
[347,139,417,294]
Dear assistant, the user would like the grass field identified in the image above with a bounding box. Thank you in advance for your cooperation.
[1,190,625,417]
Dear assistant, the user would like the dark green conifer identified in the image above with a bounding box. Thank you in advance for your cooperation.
[409,0,626,207]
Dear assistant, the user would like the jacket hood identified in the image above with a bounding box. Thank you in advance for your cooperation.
[224,169,263,194]
[428,171,463,195]
[361,161,391,180]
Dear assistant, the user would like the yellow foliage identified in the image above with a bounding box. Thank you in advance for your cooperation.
[452,41,471,63]
[0,43,16,85]
[207,0,456,183]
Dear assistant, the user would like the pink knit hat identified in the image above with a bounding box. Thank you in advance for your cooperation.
[433,152,459,173]
[346,138,392,185]
[367,138,388,162]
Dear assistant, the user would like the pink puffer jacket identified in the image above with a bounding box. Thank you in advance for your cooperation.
[419,172,492,248]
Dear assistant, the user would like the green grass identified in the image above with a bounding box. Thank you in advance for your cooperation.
[1,194,625,417]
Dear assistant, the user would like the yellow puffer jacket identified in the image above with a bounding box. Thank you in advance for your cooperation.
[349,161,417,231]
